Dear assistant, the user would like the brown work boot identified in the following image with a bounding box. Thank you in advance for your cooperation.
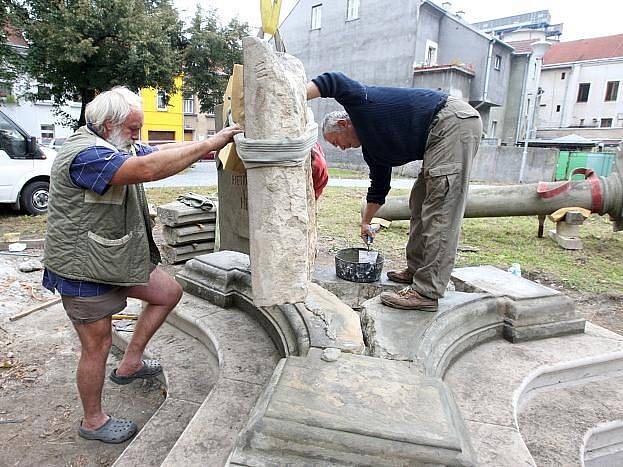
[380,287,438,312]
[386,268,414,284]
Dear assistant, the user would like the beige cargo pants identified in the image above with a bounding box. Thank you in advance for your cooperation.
[407,97,482,299]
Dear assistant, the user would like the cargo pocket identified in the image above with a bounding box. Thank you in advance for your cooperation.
[424,162,463,225]
[84,231,138,283]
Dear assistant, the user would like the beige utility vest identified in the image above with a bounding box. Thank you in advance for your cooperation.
[43,126,160,286]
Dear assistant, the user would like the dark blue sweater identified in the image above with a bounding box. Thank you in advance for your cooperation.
[312,72,447,204]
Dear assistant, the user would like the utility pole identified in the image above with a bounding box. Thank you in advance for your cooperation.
[519,40,552,183]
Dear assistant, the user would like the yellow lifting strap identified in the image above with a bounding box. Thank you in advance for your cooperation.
[260,0,282,36]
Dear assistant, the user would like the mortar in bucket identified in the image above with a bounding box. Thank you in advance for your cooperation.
[335,247,384,283]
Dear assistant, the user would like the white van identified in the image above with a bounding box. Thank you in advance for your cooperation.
[0,109,56,215]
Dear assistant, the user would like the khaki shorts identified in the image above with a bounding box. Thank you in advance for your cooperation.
[62,287,128,325]
[61,264,157,325]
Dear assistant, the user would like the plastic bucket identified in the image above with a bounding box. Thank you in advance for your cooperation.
[335,247,384,283]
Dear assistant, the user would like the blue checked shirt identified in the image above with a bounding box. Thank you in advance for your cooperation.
[43,138,158,297]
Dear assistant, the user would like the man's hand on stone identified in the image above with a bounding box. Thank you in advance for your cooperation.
[210,124,243,151]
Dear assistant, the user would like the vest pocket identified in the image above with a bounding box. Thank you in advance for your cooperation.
[85,230,141,283]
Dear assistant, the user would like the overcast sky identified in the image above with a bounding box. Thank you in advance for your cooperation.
[173,0,621,41]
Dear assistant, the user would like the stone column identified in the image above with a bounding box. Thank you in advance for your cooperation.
[236,37,317,307]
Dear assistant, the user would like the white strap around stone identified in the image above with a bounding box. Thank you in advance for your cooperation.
[234,121,318,168]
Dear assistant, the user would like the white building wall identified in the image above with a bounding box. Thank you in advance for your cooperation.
[538,58,623,130]
[1,79,81,141]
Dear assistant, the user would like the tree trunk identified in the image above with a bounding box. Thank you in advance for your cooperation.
[78,88,96,127]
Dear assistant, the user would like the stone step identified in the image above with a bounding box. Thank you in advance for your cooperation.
[111,293,281,466]
[519,372,623,466]
[160,295,281,466]
[361,292,499,376]
[111,297,217,467]
[443,323,623,466]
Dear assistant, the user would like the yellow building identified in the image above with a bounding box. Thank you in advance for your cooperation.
[140,76,184,144]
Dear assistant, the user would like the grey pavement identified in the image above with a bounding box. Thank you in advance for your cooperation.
[144,161,415,189]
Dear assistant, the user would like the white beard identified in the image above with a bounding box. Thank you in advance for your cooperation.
[107,127,133,151]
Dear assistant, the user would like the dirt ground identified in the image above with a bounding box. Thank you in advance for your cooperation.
[0,250,165,467]
[0,228,621,466]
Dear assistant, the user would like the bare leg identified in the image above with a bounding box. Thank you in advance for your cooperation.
[73,316,113,430]
[115,267,182,376]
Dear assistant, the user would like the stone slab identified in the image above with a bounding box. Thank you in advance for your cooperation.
[360,292,500,373]
[161,242,215,264]
[303,282,364,354]
[548,229,583,250]
[452,265,585,342]
[157,200,216,227]
[230,349,475,466]
[451,265,559,300]
[162,223,216,246]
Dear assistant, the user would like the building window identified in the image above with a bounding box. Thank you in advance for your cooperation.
[579,118,585,127]
[556,105,561,112]
[605,81,619,102]
[346,0,359,20]
[561,72,566,80]
[40,124,54,140]
[600,118,613,128]
[311,4,322,30]
[0,82,11,99]
[494,55,502,70]
[490,120,498,137]
[37,85,52,102]
[577,83,590,103]
[157,90,167,110]
[424,40,438,67]
[183,95,194,114]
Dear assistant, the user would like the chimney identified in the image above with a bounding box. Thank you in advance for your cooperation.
[442,1,452,11]
[456,10,465,19]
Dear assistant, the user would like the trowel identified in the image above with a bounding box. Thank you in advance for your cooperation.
[359,233,379,264]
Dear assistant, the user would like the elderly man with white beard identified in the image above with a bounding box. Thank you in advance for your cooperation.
[42,86,241,444]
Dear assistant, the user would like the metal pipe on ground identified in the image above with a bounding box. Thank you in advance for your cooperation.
[367,149,623,231]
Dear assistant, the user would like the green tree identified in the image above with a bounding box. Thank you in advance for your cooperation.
[19,0,184,126]
[183,7,249,114]
[0,0,27,89]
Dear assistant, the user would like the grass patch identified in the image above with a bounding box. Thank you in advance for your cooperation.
[328,168,368,179]
[0,185,619,294]
[317,187,622,294]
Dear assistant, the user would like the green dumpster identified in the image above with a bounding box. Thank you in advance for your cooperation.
[555,152,615,180]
